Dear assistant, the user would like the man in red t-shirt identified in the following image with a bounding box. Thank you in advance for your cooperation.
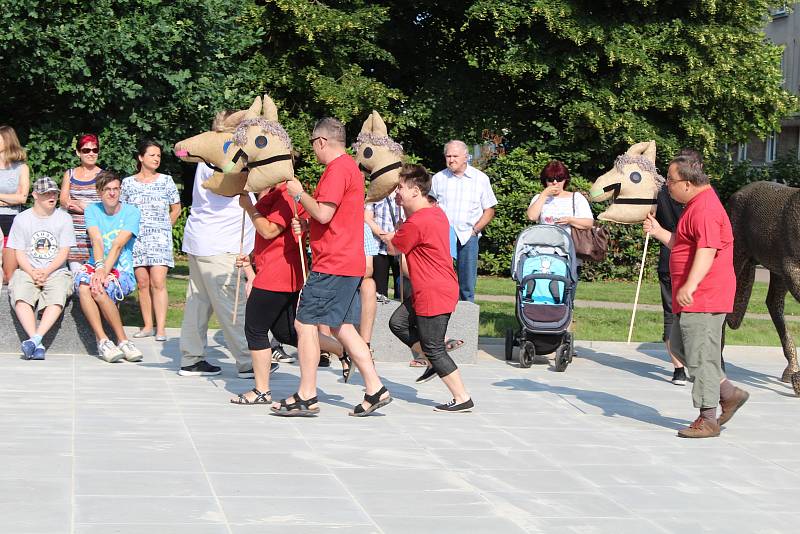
[229,185,344,406]
[645,155,749,438]
[382,164,473,412]
[276,117,391,417]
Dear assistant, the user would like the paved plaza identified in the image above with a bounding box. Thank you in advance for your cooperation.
[2,329,800,533]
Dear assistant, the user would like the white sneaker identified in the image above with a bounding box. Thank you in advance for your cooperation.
[98,338,124,363]
[118,340,143,362]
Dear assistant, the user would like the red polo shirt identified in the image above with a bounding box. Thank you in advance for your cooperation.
[391,206,459,316]
[252,183,307,292]
[669,187,735,314]
[309,154,366,277]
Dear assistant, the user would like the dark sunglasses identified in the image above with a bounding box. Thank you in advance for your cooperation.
[80,147,100,154]
[310,136,327,145]
[545,177,566,183]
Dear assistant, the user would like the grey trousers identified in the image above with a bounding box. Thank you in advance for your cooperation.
[179,253,252,371]
[670,312,725,408]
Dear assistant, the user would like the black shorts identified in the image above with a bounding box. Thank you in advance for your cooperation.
[245,287,299,350]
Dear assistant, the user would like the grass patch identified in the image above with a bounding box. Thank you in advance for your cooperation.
[477,275,800,317]
[476,299,790,346]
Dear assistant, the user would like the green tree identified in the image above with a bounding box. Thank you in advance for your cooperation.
[372,0,796,172]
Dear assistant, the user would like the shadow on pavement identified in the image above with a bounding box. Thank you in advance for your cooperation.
[493,377,687,430]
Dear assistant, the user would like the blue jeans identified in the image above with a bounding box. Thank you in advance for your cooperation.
[455,235,479,302]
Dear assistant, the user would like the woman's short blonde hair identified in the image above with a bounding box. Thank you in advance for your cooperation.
[0,125,27,163]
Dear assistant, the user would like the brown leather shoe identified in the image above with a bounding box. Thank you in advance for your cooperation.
[678,416,720,438]
[718,387,749,426]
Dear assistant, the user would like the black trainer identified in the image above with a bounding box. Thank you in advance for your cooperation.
[319,351,331,367]
[237,363,279,379]
[415,366,437,384]
[434,398,474,413]
[672,367,687,386]
[178,360,221,376]
[271,345,296,363]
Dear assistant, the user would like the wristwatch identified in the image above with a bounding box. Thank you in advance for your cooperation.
[293,192,302,203]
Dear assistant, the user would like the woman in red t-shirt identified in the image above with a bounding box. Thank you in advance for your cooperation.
[230,184,345,405]
[383,165,474,413]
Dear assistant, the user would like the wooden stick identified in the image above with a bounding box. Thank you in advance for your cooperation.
[292,198,308,282]
[399,254,405,302]
[232,209,246,325]
[627,231,650,344]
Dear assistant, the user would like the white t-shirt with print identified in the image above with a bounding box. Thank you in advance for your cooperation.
[529,192,593,229]
[7,208,76,274]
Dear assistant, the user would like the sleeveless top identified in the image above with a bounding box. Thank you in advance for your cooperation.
[0,162,24,216]
[66,167,102,263]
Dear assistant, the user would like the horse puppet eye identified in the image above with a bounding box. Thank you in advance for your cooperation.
[363,147,373,159]
[629,171,642,184]
[255,135,268,149]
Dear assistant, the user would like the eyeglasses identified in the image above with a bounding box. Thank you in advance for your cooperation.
[101,187,120,193]
[310,136,327,145]
[80,147,100,154]
[545,177,566,183]
[667,178,687,185]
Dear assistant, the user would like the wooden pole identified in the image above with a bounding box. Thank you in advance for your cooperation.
[627,232,650,344]
[292,198,308,282]
[232,209,246,325]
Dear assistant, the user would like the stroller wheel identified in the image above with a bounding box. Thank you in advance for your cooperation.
[504,329,515,362]
[554,345,569,372]
[519,342,533,369]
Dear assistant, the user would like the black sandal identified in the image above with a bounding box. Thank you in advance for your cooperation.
[339,351,354,383]
[319,352,331,367]
[349,386,392,417]
[230,388,271,405]
[270,393,320,417]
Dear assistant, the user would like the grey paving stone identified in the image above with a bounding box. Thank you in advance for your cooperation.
[74,496,224,524]
[0,477,71,533]
[76,471,212,497]
[220,496,374,526]
[2,334,800,532]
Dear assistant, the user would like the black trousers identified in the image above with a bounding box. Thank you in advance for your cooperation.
[245,287,298,350]
[373,254,400,298]
[389,298,457,378]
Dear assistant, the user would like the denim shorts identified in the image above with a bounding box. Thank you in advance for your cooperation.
[74,268,136,301]
[296,271,362,328]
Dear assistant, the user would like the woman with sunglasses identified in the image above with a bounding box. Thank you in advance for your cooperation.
[0,125,31,283]
[527,160,593,237]
[61,134,103,272]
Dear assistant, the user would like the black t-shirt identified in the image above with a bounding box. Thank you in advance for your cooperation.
[655,187,684,273]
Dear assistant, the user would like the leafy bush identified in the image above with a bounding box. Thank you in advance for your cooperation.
[480,148,658,281]
[172,206,190,253]
[712,152,800,205]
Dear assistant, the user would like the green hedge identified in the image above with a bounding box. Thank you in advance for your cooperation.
[480,148,658,281]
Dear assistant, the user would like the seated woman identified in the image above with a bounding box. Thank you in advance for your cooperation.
[526,160,594,240]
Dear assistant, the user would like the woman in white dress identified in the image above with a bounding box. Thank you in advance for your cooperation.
[121,139,181,341]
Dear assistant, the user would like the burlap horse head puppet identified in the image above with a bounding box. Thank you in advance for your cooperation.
[352,111,403,202]
[589,141,664,223]
[219,95,294,193]
[173,106,252,197]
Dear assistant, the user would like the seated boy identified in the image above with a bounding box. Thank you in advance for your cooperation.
[7,177,76,360]
[74,170,143,363]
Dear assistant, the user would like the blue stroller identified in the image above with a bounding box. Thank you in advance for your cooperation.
[504,224,578,371]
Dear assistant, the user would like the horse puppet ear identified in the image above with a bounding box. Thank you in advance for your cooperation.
[222,110,248,130]
[626,140,657,162]
[370,111,388,136]
[262,95,279,122]
[360,113,375,135]
[243,96,262,120]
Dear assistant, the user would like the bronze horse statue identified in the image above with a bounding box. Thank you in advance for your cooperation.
[726,181,800,395]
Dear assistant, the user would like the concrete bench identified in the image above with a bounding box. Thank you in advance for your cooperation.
[364,300,479,364]
[0,285,102,356]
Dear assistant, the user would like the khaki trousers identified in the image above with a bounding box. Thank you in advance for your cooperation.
[180,253,251,371]
[670,312,725,409]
